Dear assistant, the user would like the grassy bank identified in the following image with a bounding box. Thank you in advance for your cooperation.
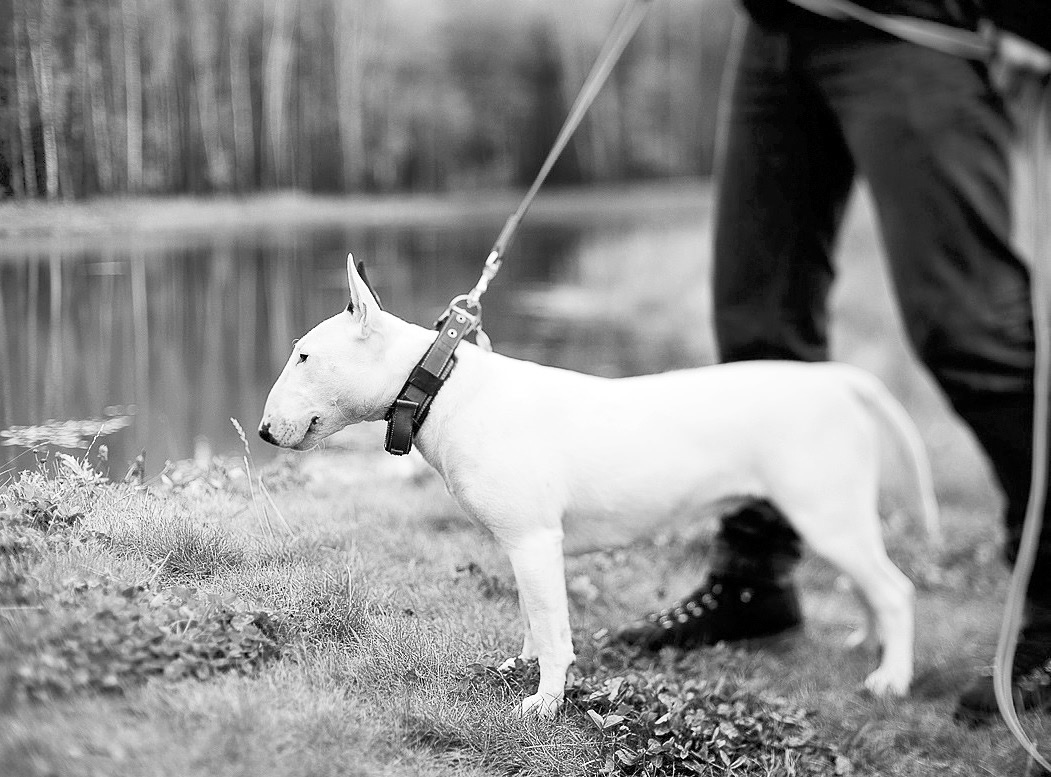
[0,435,1047,777]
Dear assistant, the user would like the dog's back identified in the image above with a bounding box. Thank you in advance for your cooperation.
[430,354,935,551]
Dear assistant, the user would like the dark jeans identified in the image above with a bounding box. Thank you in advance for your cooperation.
[712,17,1050,604]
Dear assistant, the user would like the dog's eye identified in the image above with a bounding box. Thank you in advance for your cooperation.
[298,353,308,364]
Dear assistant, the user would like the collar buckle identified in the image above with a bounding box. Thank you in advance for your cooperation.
[384,296,482,456]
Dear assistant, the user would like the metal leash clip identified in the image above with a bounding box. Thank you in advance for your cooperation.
[435,294,492,352]
[467,250,503,306]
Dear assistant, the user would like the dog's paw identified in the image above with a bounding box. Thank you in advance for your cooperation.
[519,691,563,719]
[498,655,536,673]
[863,667,911,697]
[844,627,877,652]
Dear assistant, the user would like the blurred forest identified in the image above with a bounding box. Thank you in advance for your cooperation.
[0,0,738,200]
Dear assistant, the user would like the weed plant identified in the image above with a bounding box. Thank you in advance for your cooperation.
[0,455,281,704]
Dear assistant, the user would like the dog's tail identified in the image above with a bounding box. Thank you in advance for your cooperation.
[844,367,942,546]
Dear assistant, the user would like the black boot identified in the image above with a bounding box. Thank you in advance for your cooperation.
[949,391,1051,723]
[955,602,1051,724]
[609,500,803,651]
[949,392,1048,585]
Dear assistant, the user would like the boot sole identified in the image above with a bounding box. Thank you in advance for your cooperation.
[954,691,1051,727]
[606,622,804,654]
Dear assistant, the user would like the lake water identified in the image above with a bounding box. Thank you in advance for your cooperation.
[0,186,719,473]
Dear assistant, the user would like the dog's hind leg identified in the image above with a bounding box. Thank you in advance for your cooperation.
[850,551,914,697]
[803,518,915,696]
[504,529,575,718]
[843,584,880,653]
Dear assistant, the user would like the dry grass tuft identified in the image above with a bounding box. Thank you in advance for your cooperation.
[107,509,247,581]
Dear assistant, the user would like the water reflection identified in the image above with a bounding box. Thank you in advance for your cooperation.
[0,197,714,471]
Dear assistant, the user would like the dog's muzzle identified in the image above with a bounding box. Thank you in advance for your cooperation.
[258,422,278,445]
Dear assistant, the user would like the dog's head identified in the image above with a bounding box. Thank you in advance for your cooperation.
[258,254,390,450]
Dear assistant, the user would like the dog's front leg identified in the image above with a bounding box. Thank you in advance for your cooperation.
[505,530,574,718]
[499,588,537,672]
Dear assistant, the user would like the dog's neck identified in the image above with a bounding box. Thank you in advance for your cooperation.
[371,310,481,413]
[371,310,483,469]
[365,313,436,420]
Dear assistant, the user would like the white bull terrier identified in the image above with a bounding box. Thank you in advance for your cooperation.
[259,254,939,717]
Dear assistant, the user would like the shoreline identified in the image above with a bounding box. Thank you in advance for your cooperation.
[0,179,712,246]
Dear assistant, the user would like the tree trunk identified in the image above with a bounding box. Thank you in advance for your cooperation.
[122,0,143,191]
[190,0,232,189]
[26,0,61,199]
[334,2,372,191]
[107,3,127,190]
[228,0,256,191]
[553,14,597,180]
[6,122,23,198]
[153,0,182,192]
[78,1,114,193]
[13,0,38,197]
[72,1,91,195]
[263,0,295,188]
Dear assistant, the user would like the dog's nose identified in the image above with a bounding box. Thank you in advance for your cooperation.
[258,422,277,445]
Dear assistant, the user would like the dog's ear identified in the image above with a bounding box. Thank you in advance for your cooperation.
[346,253,381,333]
[355,260,383,312]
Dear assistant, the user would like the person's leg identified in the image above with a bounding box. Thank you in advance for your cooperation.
[613,17,855,650]
[711,26,854,364]
[811,34,1051,719]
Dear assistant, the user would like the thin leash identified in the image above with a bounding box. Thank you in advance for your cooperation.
[465,0,657,315]
[383,0,655,456]
[994,81,1051,774]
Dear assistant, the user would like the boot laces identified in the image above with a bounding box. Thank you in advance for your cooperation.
[650,582,754,630]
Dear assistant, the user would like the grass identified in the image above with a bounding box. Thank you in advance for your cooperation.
[0,433,1048,777]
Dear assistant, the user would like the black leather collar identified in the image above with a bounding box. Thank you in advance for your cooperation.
[384,298,481,455]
